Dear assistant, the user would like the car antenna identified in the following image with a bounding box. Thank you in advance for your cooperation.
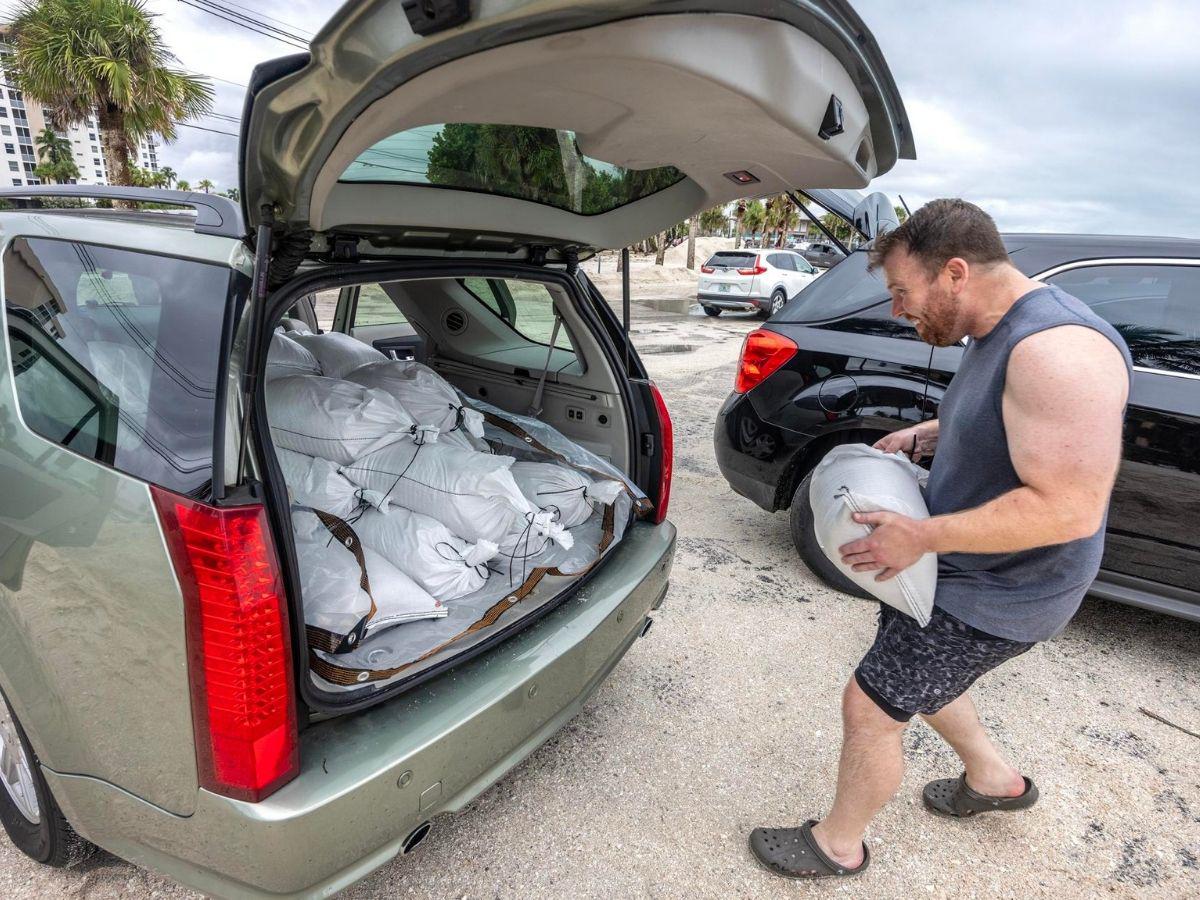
[898,194,912,217]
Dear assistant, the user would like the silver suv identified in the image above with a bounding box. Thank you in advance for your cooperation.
[0,1,912,895]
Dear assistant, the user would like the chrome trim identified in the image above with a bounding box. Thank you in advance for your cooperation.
[1032,257,1200,381]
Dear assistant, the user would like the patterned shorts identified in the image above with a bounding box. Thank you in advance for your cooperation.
[854,603,1035,722]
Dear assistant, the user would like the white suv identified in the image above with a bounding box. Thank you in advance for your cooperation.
[698,249,818,319]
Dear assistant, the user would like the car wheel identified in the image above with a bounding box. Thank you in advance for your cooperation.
[0,691,94,868]
[702,305,721,317]
[790,469,872,600]
[761,291,786,319]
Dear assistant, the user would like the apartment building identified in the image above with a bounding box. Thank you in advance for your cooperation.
[0,34,161,187]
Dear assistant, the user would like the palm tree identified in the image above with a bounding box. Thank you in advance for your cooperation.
[33,125,78,183]
[196,178,214,194]
[685,215,699,270]
[742,199,766,245]
[8,0,212,196]
[175,179,190,192]
[220,187,240,201]
[159,165,176,188]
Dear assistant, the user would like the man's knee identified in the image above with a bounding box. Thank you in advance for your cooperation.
[842,676,907,734]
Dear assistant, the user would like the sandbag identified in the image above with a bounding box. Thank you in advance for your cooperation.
[293,510,445,652]
[344,360,487,451]
[808,443,936,625]
[509,461,624,529]
[341,441,565,546]
[293,513,374,651]
[266,374,438,464]
[275,447,387,519]
[290,331,387,379]
[266,331,321,381]
[361,545,448,633]
[354,506,497,601]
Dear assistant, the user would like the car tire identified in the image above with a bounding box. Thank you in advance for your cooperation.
[0,691,95,868]
[790,469,873,601]
[702,306,721,317]
[760,290,786,319]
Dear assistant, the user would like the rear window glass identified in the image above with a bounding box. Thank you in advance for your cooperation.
[776,249,889,323]
[705,252,758,269]
[340,124,684,215]
[3,237,241,494]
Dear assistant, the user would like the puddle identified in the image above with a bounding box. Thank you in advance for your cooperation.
[639,343,699,355]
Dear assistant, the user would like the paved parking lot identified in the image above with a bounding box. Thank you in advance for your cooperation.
[2,302,1198,899]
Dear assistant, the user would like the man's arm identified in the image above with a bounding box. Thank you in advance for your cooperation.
[840,325,1128,580]
[874,418,939,462]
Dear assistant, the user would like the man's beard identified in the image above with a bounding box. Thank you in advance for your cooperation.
[913,284,959,347]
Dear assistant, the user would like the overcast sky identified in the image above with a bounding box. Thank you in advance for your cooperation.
[131,0,1200,238]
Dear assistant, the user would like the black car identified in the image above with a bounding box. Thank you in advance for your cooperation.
[714,233,1200,621]
[801,241,846,269]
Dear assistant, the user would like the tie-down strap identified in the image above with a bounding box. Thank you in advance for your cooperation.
[309,502,617,687]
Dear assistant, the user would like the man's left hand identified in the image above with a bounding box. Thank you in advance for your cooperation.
[838,511,929,582]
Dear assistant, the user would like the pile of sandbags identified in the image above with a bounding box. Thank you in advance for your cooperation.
[267,331,616,652]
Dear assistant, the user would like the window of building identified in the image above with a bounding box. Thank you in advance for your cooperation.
[92,158,100,166]
[16,127,29,140]
[22,163,33,174]
[94,170,102,178]
[0,109,8,118]
[8,161,17,171]
[88,132,96,140]
[0,125,10,137]
[3,144,12,154]
[10,178,20,186]
[91,145,98,153]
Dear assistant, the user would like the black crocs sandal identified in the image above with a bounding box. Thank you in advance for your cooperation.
[923,773,1039,818]
[748,819,869,879]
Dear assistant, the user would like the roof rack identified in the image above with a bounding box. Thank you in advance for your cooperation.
[0,185,244,238]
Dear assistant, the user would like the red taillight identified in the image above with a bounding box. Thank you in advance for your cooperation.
[151,487,299,803]
[737,255,767,276]
[700,265,715,274]
[734,328,798,394]
[649,382,673,524]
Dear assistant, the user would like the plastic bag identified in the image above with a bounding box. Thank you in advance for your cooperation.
[808,443,936,625]
[275,447,386,519]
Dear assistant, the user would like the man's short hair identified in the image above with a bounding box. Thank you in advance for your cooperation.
[868,198,1009,277]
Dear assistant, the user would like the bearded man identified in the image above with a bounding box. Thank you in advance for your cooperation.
[750,199,1131,879]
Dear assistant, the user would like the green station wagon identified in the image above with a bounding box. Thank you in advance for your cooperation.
[0,1,912,895]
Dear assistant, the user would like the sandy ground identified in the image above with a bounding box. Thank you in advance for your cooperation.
[3,294,1199,899]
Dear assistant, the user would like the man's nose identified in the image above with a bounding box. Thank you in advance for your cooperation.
[891,295,904,318]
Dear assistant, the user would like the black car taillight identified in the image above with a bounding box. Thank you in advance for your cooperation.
[735,329,798,394]
[151,487,299,803]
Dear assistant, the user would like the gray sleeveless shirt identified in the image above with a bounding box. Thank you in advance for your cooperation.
[927,284,1132,642]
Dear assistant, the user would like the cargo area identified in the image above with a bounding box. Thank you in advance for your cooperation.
[263,272,652,699]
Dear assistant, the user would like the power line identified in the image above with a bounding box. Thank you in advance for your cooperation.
[176,0,308,50]
[199,0,314,37]
[178,121,238,137]
[194,0,313,43]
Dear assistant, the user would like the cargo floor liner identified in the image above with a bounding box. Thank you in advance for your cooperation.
[303,399,646,693]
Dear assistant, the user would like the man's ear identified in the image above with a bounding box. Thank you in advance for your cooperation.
[944,257,970,291]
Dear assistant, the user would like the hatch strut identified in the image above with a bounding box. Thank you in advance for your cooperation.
[788,191,851,257]
[235,207,274,486]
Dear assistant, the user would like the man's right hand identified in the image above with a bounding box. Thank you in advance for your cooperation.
[874,420,939,462]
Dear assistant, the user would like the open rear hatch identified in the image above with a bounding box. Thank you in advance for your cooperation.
[240,0,913,263]
[238,0,914,710]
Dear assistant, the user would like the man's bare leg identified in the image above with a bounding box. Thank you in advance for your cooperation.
[920,692,1025,797]
[809,677,908,867]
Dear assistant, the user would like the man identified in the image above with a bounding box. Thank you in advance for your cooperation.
[749,199,1131,879]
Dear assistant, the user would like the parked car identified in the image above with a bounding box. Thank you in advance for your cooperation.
[714,233,1200,622]
[0,1,913,896]
[801,240,847,268]
[698,249,818,318]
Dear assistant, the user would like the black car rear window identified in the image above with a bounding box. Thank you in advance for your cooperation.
[705,252,758,268]
[3,237,242,495]
[775,249,889,323]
